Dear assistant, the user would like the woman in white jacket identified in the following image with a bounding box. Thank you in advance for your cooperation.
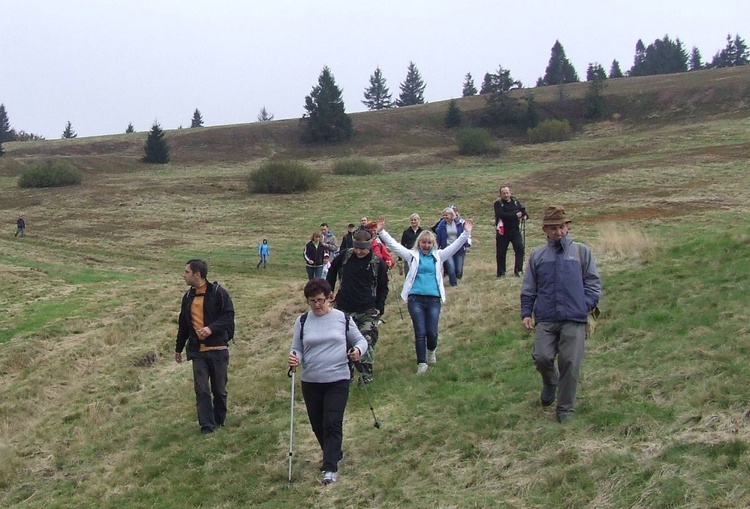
[376,215,473,374]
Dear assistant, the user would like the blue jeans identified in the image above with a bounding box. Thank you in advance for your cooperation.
[306,265,323,280]
[407,295,441,364]
[453,249,466,280]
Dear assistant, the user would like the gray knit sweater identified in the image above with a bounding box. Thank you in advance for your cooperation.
[290,309,369,383]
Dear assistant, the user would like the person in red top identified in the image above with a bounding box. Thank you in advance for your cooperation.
[365,221,394,269]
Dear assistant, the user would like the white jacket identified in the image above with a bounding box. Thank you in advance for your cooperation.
[378,228,471,302]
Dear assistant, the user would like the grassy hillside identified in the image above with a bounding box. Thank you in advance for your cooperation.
[1,67,749,508]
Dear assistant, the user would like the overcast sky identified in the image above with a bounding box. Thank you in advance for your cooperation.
[3,0,748,139]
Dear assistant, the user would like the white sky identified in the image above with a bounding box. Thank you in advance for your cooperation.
[3,0,748,139]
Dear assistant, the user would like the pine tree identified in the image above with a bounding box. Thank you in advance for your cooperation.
[480,73,494,94]
[609,59,624,79]
[126,123,135,133]
[0,141,4,157]
[396,62,426,107]
[301,66,353,143]
[709,34,749,68]
[0,104,12,143]
[540,40,579,85]
[689,47,703,71]
[191,108,203,128]
[61,121,77,139]
[584,74,607,119]
[257,106,274,122]
[444,99,462,128]
[462,73,477,97]
[362,67,393,110]
[630,35,688,76]
[586,63,607,81]
[482,66,522,127]
[142,121,170,164]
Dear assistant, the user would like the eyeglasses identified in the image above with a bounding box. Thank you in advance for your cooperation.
[307,298,328,306]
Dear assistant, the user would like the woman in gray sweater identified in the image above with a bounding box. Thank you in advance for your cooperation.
[288,278,368,485]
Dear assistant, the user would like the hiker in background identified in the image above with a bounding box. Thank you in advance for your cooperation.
[175,259,236,435]
[521,206,601,423]
[400,213,423,275]
[376,215,473,375]
[358,216,369,231]
[256,238,270,268]
[365,220,394,269]
[15,215,26,237]
[326,230,389,385]
[434,207,468,286]
[304,231,326,280]
[495,186,529,277]
[288,278,368,485]
[339,223,357,251]
[320,223,339,258]
[321,253,331,279]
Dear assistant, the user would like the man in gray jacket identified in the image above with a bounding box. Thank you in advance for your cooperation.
[520,206,601,423]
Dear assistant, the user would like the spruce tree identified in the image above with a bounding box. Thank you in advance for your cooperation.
[257,106,274,122]
[586,63,607,81]
[480,73,494,94]
[689,47,702,71]
[444,99,462,128]
[301,66,353,143]
[709,34,749,68]
[462,73,477,96]
[362,67,393,110]
[540,40,579,85]
[630,35,688,76]
[609,59,624,78]
[191,108,204,128]
[0,104,12,143]
[61,121,77,139]
[584,75,607,119]
[0,141,4,157]
[142,121,170,164]
[396,62,426,107]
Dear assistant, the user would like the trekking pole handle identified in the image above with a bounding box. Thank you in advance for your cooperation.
[288,350,298,377]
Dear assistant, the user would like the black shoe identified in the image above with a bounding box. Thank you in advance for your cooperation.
[201,427,215,435]
[556,411,573,423]
[513,271,522,277]
[540,384,557,407]
[497,273,506,278]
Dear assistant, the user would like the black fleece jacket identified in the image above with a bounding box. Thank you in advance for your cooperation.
[176,281,235,353]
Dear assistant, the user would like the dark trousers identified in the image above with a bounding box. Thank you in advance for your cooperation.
[192,349,229,432]
[301,379,350,472]
[496,231,524,276]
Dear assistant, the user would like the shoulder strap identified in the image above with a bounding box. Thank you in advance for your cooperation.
[298,312,308,343]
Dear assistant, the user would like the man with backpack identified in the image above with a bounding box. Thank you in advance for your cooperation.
[175,259,236,434]
[520,206,601,423]
[326,230,389,384]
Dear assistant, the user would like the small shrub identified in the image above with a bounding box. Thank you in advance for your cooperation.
[332,158,382,176]
[248,161,320,194]
[456,127,492,155]
[527,119,572,144]
[18,161,83,188]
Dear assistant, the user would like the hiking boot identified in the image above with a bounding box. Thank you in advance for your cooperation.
[513,271,523,277]
[417,363,429,375]
[540,384,557,407]
[556,411,573,423]
[426,349,437,365]
[322,471,338,485]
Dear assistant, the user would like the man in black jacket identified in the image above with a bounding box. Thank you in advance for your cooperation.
[175,259,235,434]
[326,231,388,384]
[494,186,529,277]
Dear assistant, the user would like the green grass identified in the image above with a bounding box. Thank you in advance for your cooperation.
[1,67,750,508]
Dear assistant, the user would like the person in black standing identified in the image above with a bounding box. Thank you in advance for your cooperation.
[494,186,528,277]
[175,259,235,435]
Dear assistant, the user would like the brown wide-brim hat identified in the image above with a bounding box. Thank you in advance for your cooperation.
[542,205,572,226]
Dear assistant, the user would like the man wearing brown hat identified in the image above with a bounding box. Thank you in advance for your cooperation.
[520,206,601,423]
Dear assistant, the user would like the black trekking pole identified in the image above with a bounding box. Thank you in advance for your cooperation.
[353,361,381,429]
[287,354,297,485]
[522,217,526,247]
